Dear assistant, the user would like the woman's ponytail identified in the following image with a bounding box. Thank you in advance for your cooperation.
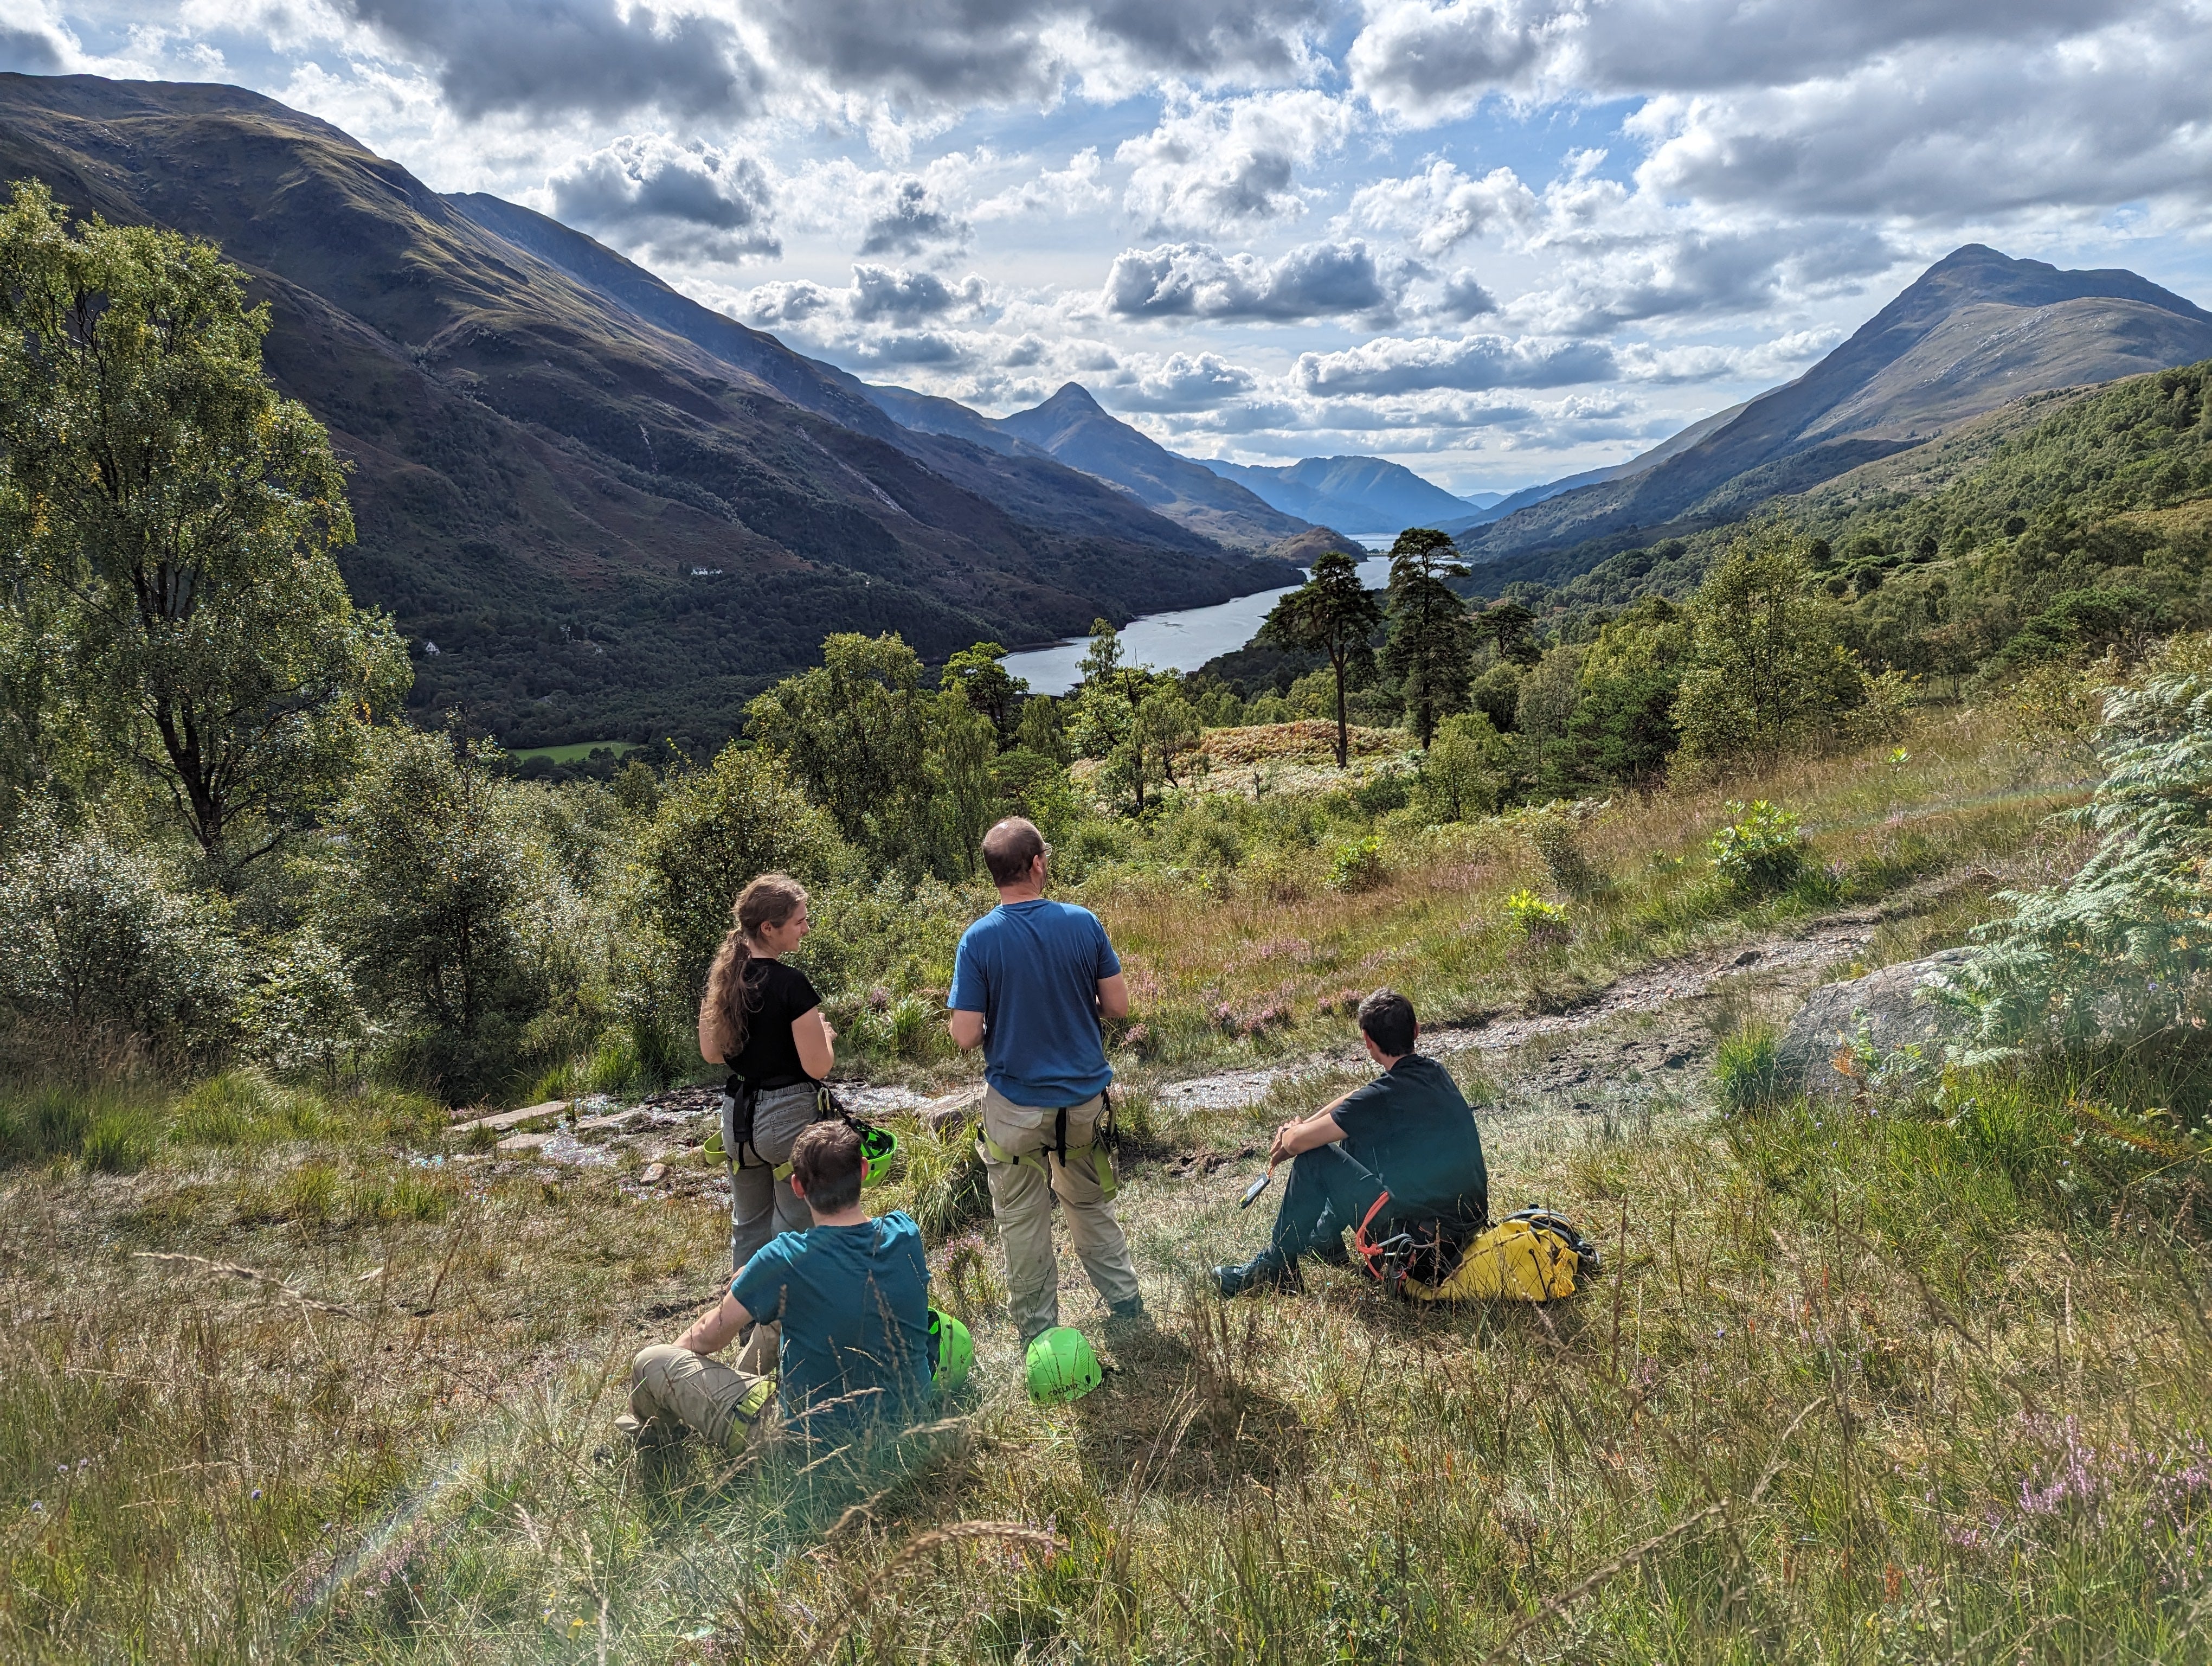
[699,873,809,1065]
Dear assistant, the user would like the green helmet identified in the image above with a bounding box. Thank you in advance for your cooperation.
[858,1124,898,1188]
[1024,1327,1102,1404]
[928,1308,973,1393]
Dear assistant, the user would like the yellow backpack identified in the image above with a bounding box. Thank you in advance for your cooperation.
[1403,1209,1597,1304]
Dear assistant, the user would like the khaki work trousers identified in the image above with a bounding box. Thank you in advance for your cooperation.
[620,1322,781,1451]
[979,1086,1140,1342]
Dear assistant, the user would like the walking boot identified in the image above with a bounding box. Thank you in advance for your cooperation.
[1212,1250,1304,1298]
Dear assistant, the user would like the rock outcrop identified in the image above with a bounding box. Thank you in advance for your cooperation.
[1778,948,1974,1097]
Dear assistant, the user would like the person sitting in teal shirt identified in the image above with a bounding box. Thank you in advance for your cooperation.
[621,1120,931,1451]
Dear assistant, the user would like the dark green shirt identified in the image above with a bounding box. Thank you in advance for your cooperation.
[1332,1054,1489,1222]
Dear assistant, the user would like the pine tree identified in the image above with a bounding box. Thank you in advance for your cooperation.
[1381,527,1475,747]
[1257,552,1382,768]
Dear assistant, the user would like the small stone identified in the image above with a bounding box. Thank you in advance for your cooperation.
[496,1131,554,1155]
[640,1163,666,1184]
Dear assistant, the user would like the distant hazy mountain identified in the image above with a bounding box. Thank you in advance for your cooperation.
[865,380,1322,552]
[1195,454,1477,534]
[1462,245,2212,565]
[0,73,1295,749]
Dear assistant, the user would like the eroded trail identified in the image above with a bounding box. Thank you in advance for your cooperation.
[1146,908,1888,1118]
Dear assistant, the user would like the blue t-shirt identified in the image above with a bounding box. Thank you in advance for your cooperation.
[731,1210,931,1439]
[947,899,1121,1106]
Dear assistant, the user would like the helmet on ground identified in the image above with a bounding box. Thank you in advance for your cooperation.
[928,1308,973,1393]
[1024,1327,1102,1404]
[858,1124,898,1188]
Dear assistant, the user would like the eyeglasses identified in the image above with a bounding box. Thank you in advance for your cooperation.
[1040,843,1053,861]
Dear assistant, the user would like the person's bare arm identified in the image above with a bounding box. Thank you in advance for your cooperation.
[949,1009,986,1050]
[697,1013,723,1066]
[792,1008,835,1079]
[1096,972,1129,1022]
[674,1291,753,1356]
[1268,1109,1346,1167]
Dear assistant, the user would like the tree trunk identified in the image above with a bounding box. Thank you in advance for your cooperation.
[1330,651,1349,769]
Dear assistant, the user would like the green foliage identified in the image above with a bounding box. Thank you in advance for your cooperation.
[1326,834,1386,893]
[312,729,559,1103]
[1502,887,1567,939]
[941,640,1028,738]
[1016,693,1070,764]
[1515,799,1602,895]
[1932,659,2212,1065]
[242,927,370,1084]
[1713,1021,1783,1111]
[629,742,848,1014]
[1707,799,1808,892]
[1415,711,1503,822]
[1258,552,1384,768]
[1381,528,1475,746]
[1672,526,1866,771]
[0,181,408,875]
[0,811,242,1064]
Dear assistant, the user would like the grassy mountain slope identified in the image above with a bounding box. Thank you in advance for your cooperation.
[993,383,1320,550]
[1461,245,2212,568]
[0,73,1293,751]
[1198,452,1475,531]
[1476,361,2212,691]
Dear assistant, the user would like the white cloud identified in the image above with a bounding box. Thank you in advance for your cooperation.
[547,134,780,261]
[1291,331,1618,394]
[1116,89,1361,234]
[1345,160,1537,256]
[974,148,1114,220]
[1103,238,1407,320]
[1111,349,1259,408]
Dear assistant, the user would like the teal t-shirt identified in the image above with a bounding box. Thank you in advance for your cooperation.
[732,1210,931,1439]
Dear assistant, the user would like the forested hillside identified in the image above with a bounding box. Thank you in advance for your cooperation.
[0,74,1295,753]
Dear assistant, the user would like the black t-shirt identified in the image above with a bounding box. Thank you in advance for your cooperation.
[725,959,823,1087]
[1332,1054,1489,1222]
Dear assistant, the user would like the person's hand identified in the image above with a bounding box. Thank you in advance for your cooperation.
[823,1021,837,1042]
[1268,1122,1294,1166]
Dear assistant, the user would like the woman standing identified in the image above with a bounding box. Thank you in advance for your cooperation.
[699,873,837,1274]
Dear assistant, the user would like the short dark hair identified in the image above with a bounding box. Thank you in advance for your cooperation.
[1355,988,1418,1056]
[982,817,1046,887]
[790,1121,863,1214]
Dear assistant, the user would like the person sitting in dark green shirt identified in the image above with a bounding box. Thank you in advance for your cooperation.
[1216,988,1489,1296]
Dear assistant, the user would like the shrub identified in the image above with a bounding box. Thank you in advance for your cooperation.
[1503,888,1568,943]
[1416,713,1503,823]
[1707,800,1807,892]
[313,729,561,1103]
[0,813,242,1065]
[631,744,850,1004]
[245,928,371,1084]
[1714,1022,1784,1111]
[1326,835,1386,893]
[1514,800,1604,895]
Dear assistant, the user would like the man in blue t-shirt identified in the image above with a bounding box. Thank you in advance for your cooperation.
[1215,988,1489,1297]
[948,816,1144,1344]
[622,1121,932,1452]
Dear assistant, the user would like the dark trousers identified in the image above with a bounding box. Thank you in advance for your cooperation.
[1269,1144,1485,1271]
[1270,1144,1391,1259]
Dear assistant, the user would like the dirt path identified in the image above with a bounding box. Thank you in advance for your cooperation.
[1147,908,1888,1118]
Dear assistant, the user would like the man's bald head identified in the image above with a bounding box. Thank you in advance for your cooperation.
[982,817,1046,888]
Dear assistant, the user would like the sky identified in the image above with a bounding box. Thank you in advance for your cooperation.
[8,2,2212,496]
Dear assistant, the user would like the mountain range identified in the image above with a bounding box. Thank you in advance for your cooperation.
[0,72,1306,750]
[1195,454,1490,534]
[1458,245,2212,572]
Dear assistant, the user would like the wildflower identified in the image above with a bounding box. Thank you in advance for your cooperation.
[28,1501,41,1513]
[75,1459,87,1472]
[1714,1325,1727,1338]
[250,1488,263,1501]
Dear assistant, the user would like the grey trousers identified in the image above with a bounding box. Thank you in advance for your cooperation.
[979,1086,1141,1342]
[727,1082,818,1274]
